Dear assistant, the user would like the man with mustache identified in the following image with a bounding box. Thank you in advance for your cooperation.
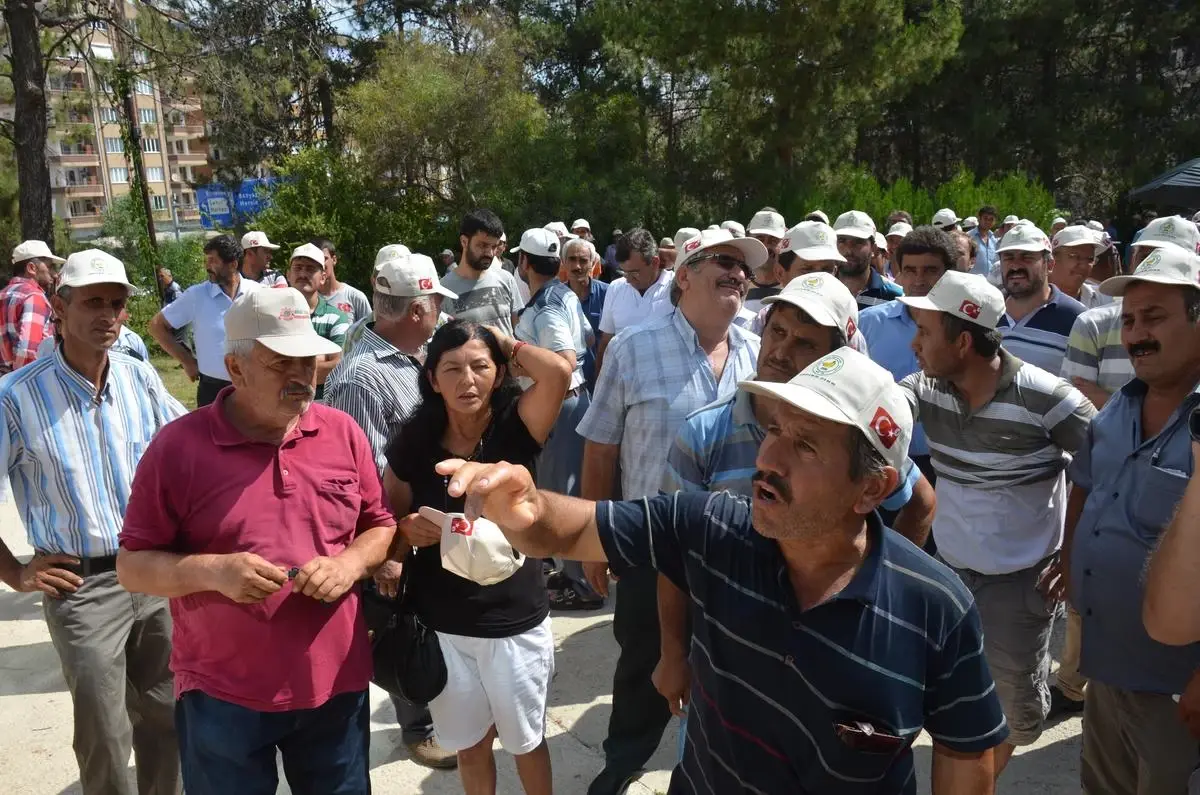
[897,271,1095,781]
[994,222,1085,374]
[239,231,288,288]
[1049,225,1112,310]
[655,272,937,728]
[118,288,397,795]
[562,237,609,393]
[834,210,904,311]
[441,210,523,335]
[150,233,263,407]
[0,249,186,795]
[1,239,63,373]
[575,227,764,794]
[441,348,1008,794]
[1053,245,1200,794]
[287,243,350,399]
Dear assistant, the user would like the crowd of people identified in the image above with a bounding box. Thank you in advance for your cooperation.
[0,201,1199,795]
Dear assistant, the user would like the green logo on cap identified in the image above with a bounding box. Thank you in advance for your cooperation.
[812,355,844,376]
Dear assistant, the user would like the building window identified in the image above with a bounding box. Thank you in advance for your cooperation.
[133,50,149,65]
[90,43,114,61]
[104,137,123,153]
[146,167,164,182]
[151,195,168,211]
[138,108,157,124]
[135,79,153,95]
[109,167,129,183]
[142,137,160,153]
[173,139,186,154]
[99,107,119,123]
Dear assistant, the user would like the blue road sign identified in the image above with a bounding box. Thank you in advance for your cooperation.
[197,178,278,229]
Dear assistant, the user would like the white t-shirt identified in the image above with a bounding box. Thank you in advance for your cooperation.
[441,265,523,336]
[598,270,673,335]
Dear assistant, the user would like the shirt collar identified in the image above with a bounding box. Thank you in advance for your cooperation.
[865,269,888,293]
[207,275,251,301]
[670,307,754,353]
[51,346,111,405]
[997,348,1022,390]
[1119,375,1200,400]
[208,386,322,447]
[360,323,420,364]
[732,386,759,429]
[781,512,888,608]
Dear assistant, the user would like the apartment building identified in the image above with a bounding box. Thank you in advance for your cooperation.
[35,13,214,239]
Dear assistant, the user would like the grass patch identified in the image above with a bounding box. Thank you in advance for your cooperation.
[151,355,197,410]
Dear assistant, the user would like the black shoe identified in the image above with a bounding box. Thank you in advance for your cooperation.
[588,768,645,795]
[1048,686,1085,719]
[549,584,605,611]
[545,570,569,590]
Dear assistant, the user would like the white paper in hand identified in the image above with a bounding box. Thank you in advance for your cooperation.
[439,512,526,586]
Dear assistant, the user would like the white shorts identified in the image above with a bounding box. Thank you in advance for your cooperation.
[428,615,555,755]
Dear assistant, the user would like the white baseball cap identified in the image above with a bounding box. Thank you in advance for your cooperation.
[720,220,746,237]
[12,239,65,265]
[807,210,831,225]
[511,227,561,258]
[59,249,137,291]
[962,216,979,231]
[224,287,343,358]
[761,271,859,341]
[1052,225,1105,255]
[832,210,876,240]
[674,227,702,251]
[886,222,913,239]
[571,218,591,232]
[997,222,1051,253]
[1001,214,1020,225]
[1192,211,1200,225]
[1100,246,1200,297]
[659,237,675,250]
[873,232,888,251]
[932,208,961,228]
[898,270,1006,329]
[240,231,280,251]
[740,347,912,471]
[747,210,787,238]
[439,512,526,586]
[374,244,412,271]
[375,252,458,299]
[543,221,569,238]
[678,228,768,272]
[780,221,845,263]
[1131,215,1200,255]
[1085,220,1105,232]
[289,242,326,266]
[1052,216,1068,227]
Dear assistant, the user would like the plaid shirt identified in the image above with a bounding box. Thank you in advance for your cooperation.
[0,277,54,373]
[577,308,760,499]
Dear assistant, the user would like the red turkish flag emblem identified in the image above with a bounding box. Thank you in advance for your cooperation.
[870,407,900,449]
[959,300,981,319]
[450,517,473,536]
[684,238,702,253]
[846,318,857,338]
[418,278,434,290]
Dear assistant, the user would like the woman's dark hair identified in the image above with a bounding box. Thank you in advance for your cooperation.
[391,319,522,456]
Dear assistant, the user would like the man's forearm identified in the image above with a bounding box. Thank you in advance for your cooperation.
[0,539,25,590]
[116,549,224,597]
[931,744,995,795]
[595,333,612,373]
[150,315,195,367]
[892,475,935,547]
[337,525,397,578]
[1145,457,1200,645]
[659,574,689,659]
[581,442,620,501]
[514,490,605,561]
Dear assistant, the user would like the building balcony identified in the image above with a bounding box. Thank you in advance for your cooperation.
[54,179,106,198]
[168,151,208,165]
[65,212,104,229]
[166,124,206,138]
[54,152,101,165]
[176,207,201,222]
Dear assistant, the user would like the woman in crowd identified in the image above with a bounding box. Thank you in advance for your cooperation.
[381,319,571,795]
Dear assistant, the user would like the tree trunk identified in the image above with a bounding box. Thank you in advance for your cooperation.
[317,72,336,150]
[5,1,55,244]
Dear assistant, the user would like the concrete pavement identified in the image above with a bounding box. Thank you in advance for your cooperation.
[0,494,1082,794]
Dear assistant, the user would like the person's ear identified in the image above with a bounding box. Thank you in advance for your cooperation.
[651,255,661,270]
[852,466,899,515]
[50,294,66,318]
[459,234,470,255]
[428,369,442,395]
[225,354,245,387]
[674,264,691,293]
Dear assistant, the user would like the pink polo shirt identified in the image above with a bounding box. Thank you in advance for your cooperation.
[120,388,395,712]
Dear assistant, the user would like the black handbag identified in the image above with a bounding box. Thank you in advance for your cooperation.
[363,569,447,704]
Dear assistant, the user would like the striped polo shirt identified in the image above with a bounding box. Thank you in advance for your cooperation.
[0,348,186,557]
[1060,303,1133,393]
[663,386,919,511]
[997,285,1085,373]
[312,295,351,346]
[899,350,1095,574]
[598,491,1008,794]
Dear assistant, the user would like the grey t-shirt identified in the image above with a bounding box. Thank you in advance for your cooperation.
[326,282,372,324]
[440,265,522,335]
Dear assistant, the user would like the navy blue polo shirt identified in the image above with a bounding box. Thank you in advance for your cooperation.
[856,270,905,312]
[997,285,1085,374]
[597,491,1008,794]
[577,278,608,391]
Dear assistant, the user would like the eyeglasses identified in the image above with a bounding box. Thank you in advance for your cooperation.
[686,253,750,274]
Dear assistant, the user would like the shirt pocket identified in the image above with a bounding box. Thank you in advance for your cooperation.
[1131,465,1189,542]
[317,476,361,546]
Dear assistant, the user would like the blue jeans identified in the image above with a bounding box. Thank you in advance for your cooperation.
[538,389,601,598]
[175,689,371,795]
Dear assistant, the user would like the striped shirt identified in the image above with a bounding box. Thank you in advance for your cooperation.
[663,387,919,511]
[1060,303,1133,393]
[321,323,422,475]
[0,348,186,556]
[312,295,351,346]
[577,308,759,499]
[515,280,588,391]
[899,350,1095,573]
[598,492,1008,794]
[997,285,1086,374]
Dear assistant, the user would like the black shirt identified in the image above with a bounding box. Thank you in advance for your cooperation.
[385,402,548,638]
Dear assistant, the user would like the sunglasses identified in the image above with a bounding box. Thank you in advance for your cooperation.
[686,253,750,275]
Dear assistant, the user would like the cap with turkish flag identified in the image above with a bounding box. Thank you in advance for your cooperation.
[374,251,458,299]
[898,270,1006,329]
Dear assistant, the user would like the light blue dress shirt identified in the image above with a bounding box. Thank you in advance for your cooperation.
[161,276,262,380]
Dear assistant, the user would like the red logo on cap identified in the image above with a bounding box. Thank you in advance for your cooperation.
[278,306,307,321]
[870,407,900,449]
[781,238,791,249]
[959,300,981,319]
[846,318,857,338]
[684,238,702,253]
[418,278,433,290]
[450,517,473,536]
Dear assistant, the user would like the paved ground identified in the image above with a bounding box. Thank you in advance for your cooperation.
[0,494,1083,794]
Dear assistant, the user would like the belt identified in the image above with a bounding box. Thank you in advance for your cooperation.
[565,385,586,399]
[38,553,119,577]
[198,373,231,384]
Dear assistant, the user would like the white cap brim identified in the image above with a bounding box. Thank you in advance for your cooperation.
[747,227,784,238]
[1131,238,1186,251]
[1099,273,1199,297]
[896,295,942,314]
[789,245,845,263]
[256,332,343,358]
[834,228,874,240]
[682,237,769,271]
[760,291,840,327]
[740,379,856,429]
[60,274,137,291]
[996,242,1049,253]
[257,243,281,250]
